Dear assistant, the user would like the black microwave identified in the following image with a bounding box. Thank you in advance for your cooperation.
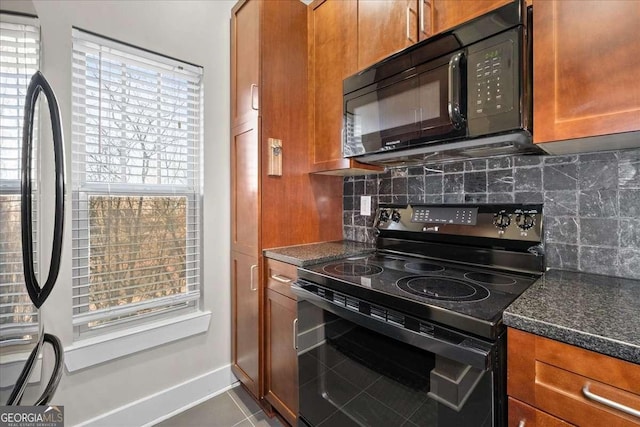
[343,1,542,165]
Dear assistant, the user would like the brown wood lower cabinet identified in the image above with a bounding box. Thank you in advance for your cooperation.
[265,288,297,425]
[231,251,260,397]
[264,258,299,425]
[508,397,574,427]
[507,328,640,427]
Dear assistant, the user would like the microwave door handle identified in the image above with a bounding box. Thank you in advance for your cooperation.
[447,52,465,129]
[21,71,65,309]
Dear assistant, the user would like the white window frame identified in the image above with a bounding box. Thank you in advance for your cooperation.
[70,28,206,343]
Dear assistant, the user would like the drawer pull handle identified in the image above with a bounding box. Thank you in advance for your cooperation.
[292,318,298,351]
[250,264,258,291]
[250,84,258,110]
[271,274,292,284]
[582,383,640,419]
[517,421,525,427]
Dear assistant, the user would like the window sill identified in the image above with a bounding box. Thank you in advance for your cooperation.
[64,311,211,372]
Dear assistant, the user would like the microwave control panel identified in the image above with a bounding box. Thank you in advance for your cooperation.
[468,39,515,119]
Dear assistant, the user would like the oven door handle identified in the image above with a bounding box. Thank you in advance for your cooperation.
[291,282,493,371]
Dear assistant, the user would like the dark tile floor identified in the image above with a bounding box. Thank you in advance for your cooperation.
[156,385,284,427]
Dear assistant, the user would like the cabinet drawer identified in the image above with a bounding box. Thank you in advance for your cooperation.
[508,397,573,427]
[265,258,297,299]
[535,361,640,426]
[508,328,640,426]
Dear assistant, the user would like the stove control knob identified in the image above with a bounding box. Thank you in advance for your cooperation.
[493,211,511,229]
[516,213,535,231]
[391,210,401,223]
[379,209,390,223]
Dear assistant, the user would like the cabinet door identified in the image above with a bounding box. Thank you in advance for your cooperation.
[231,0,260,127]
[508,398,574,427]
[358,0,418,70]
[508,328,640,427]
[231,120,259,256]
[231,251,260,397]
[265,288,298,426]
[431,0,512,35]
[308,0,381,174]
[534,0,640,144]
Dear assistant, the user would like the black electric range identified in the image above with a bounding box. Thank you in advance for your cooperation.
[293,204,545,427]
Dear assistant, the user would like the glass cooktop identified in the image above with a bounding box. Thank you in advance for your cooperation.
[297,253,539,338]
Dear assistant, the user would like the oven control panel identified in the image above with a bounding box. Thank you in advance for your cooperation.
[412,206,478,225]
[376,204,543,242]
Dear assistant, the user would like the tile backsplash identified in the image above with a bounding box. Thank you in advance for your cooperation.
[343,149,640,280]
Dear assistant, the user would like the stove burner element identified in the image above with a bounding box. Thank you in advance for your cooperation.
[404,262,445,273]
[464,272,517,286]
[397,276,490,302]
[323,262,383,277]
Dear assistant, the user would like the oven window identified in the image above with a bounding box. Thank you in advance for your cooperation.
[298,303,494,427]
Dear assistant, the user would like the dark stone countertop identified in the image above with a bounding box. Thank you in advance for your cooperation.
[504,269,640,364]
[263,240,376,267]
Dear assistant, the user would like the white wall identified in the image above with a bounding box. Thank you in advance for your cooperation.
[2,1,235,425]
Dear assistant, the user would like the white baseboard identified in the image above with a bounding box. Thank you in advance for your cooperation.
[75,364,238,427]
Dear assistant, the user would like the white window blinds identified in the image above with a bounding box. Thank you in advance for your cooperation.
[71,29,203,335]
[0,14,40,342]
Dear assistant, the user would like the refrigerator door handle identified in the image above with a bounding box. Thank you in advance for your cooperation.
[4,331,64,406]
[5,332,44,405]
[34,333,64,406]
[21,71,65,308]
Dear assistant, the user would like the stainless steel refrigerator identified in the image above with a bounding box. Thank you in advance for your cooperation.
[2,71,64,406]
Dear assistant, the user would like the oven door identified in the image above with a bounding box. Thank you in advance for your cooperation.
[292,280,502,427]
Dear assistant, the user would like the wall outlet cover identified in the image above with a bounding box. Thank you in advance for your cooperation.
[360,196,371,216]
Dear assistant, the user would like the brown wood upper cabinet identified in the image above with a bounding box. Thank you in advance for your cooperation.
[357,0,421,70]
[308,0,382,175]
[357,0,512,70]
[431,0,512,37]
[231,0,259,127]
[533,0,640,145]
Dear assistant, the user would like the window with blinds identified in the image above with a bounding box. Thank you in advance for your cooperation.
[0,14,40,343]
[71,29,203,336]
